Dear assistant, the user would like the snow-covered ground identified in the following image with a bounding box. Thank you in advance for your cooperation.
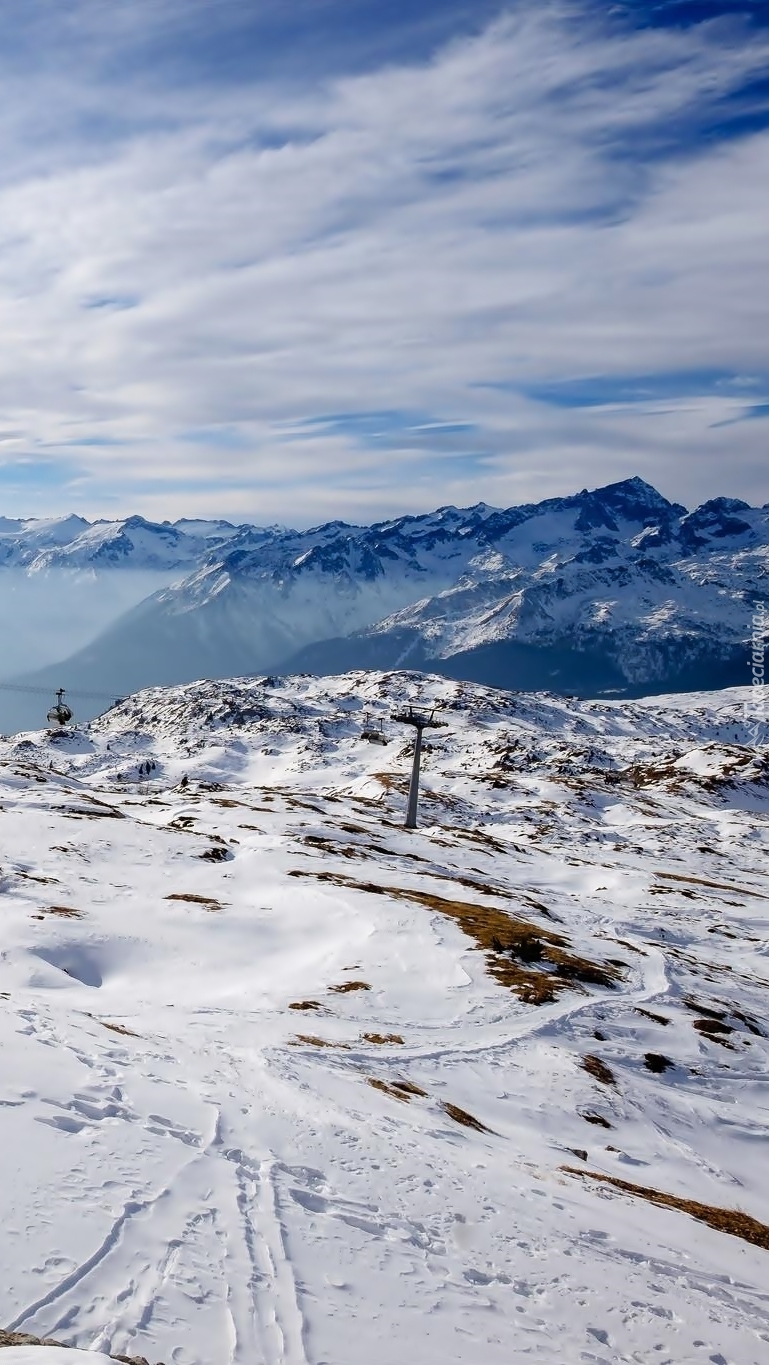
[0,671,767,1365]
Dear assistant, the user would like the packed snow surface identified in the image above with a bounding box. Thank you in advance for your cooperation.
[0,671,767,1365]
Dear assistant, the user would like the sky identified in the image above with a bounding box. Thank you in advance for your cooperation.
[0,0,767,526]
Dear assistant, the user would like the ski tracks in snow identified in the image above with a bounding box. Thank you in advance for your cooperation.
[9,1105,309,1365]
[224,1152,308,1365]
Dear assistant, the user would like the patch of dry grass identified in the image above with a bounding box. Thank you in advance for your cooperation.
[362,1032,404,1045]
[636,1007,670,1026]
[441,1101,492,1133]
[292,1035,351,1049]
[644,1052,674,1073]
[302,834,363,859]
[693,1017,734,1047]
[164,892,222,911]
[63,798,125,819]
[657,870,768,900]
[291,870,622,1006]
[562,1167,769,1252]
[580,1111,613,1129]
[367,1077,427,1102]
[288,1000,323,1012]
[39,904,84,919]
[370,772,408,795]
[581,1054,617,1086]
[329,980,371,993]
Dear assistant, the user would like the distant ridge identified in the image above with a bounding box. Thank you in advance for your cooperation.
[4,477,767,728]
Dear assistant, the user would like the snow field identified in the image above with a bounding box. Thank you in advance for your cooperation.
[0,671,767,1365]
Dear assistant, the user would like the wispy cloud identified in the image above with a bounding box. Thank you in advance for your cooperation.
[0,2,767,521]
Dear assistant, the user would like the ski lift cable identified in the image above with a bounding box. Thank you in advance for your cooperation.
[0,681,122,702]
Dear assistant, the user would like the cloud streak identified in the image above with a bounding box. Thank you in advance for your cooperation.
[0,2,767,520]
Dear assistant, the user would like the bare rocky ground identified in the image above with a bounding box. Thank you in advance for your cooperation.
[0,1330,160,1364]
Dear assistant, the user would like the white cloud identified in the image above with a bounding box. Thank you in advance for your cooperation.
[0,3,767,522]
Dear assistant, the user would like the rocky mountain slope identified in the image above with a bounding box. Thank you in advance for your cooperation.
[290,494,767,695]
[9,478,767,724]
[0,515,244,573]
[0,671,766,1364]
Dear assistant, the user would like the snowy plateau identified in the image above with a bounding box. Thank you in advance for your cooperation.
[0,669,767,1365]
[2,477,767,732]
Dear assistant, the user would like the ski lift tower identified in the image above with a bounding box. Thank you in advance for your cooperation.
[392,704,444,830]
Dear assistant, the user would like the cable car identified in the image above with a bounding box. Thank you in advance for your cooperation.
[47,688,74,729]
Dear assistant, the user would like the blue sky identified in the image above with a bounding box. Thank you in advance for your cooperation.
[0,0,767,524]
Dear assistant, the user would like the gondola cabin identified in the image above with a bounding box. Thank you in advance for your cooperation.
[47,688,74,730]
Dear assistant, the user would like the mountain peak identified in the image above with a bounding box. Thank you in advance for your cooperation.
[588,476,687,518]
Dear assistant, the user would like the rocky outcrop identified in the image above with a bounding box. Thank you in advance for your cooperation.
[0,1326,164,1364]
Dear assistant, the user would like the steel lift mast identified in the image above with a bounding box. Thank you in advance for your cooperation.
[392,705,444,829]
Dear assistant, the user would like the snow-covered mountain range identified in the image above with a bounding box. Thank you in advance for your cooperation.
[2,477,766,732]
[0,671,766,1363]
[0,514,244,572]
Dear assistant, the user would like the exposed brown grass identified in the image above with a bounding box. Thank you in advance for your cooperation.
[693,1018,734,1047]
[329,980,371,993]
[580,1111,613,1128]
[362,1032,404,1045]
[370,772,408,794]
[288,1000,322,1012]
[291,870,622,1006]
[63,798,124,819]
[367,1077,427,1102]
[731,1008,765,1037]
[581,1054,617,1087]
[452,827,510,855]
[292,1034,351,1049]
[100,1020,139,1037]
[199,846,232,863]
[164,892,222,911]
[41,904,84,919]
[649,884,699,900]
[656,870,768,900]
[612,937,645,956]
[302,834,363,859]
[636,1007,670,1026]
[441,1101,492,1133]
[644,1052,674,1073]
[562,1167,769,1252]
